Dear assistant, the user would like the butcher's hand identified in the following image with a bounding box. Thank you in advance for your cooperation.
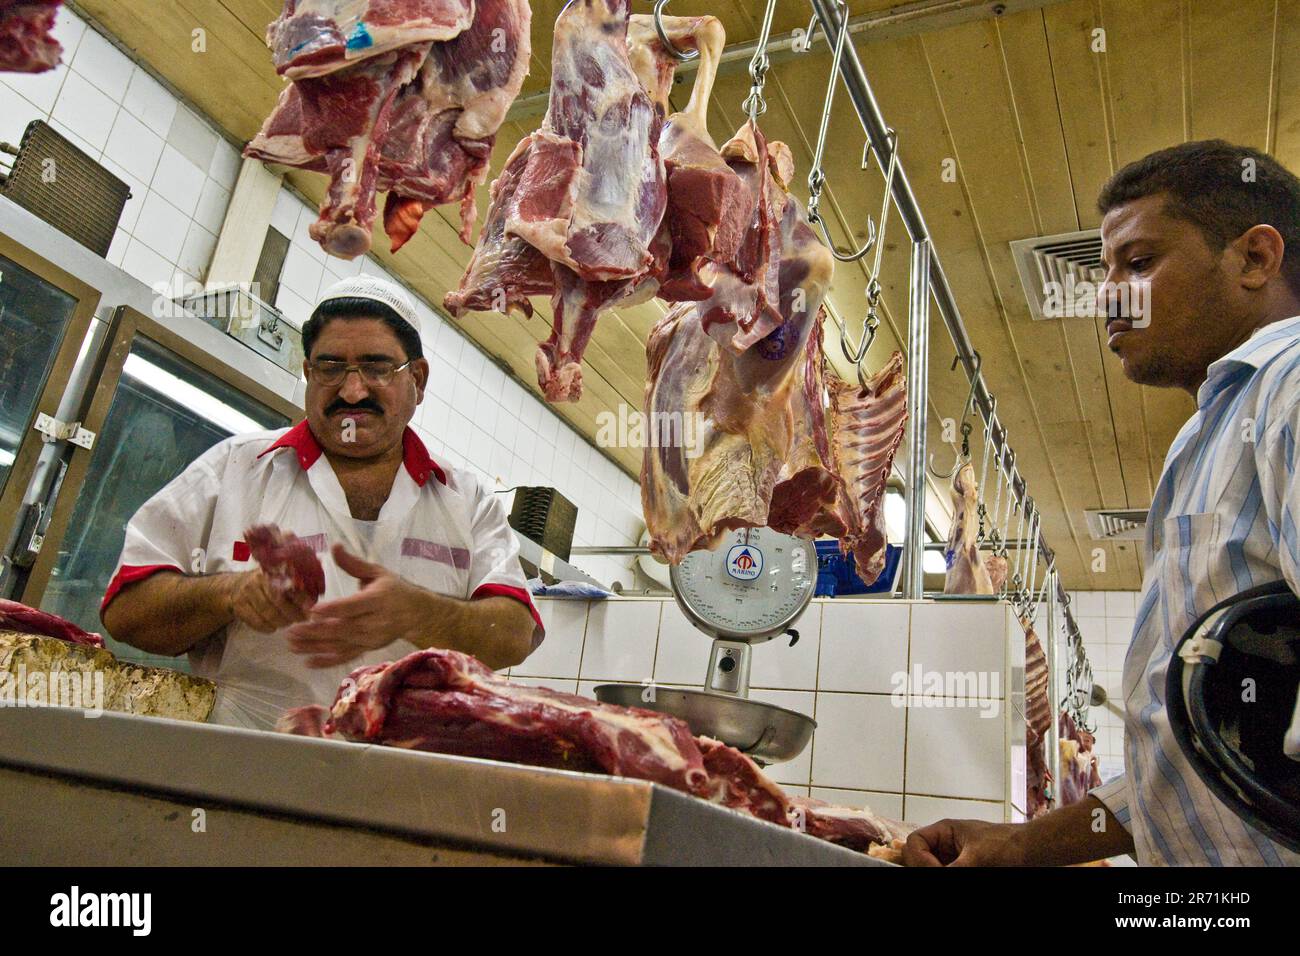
[902,819,1024,867]
[227,569,313,634]
[286,544,435,668]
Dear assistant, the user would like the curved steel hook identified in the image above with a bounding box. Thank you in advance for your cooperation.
[652,0,699,61]
[927,352,982,479]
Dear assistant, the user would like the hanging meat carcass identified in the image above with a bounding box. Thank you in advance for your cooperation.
[1058,709,1102,806]
[247,0,531,259]
[943,460,994,594]
[1024,617,1053,817]
[0,0,61,73]
[446,8,756,402]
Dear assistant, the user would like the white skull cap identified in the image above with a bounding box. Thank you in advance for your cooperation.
[316,274,421,336]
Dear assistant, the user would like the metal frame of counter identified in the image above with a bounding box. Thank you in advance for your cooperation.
[0,705,887,866]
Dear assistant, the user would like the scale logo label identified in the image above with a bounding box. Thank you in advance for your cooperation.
[726,545,763,580]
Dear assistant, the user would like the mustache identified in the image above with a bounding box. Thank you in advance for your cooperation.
[326,399,384,416]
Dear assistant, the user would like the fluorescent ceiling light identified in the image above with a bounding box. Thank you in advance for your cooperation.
[923,550,947,574]
[123,353,262,436]
[0,447,14,467]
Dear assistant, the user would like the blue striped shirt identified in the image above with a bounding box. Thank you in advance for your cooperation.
[1092,314,1300,866]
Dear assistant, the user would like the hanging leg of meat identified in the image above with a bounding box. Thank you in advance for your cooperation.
[823,352,908,585]
[377,0,532,250]
[245,46,429,259]
[266,0,472,79]
[1024,618,1053,817]
[987,553,1009,593]
[943,460,994,595]
[625,14,754,302]
[0,0,61,73]
[443,132,564,318]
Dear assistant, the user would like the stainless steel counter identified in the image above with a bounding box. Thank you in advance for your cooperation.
[0,705,887,866]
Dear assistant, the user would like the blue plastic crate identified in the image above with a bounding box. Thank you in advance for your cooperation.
[814,540,902,597]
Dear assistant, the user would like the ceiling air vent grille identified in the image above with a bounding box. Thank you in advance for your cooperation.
[1010,229,1105,321]
[1085,509,1148,541]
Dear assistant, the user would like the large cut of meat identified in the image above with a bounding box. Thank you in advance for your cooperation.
[266,0,472,79]
[0,0,61,73]
[1058,710,1102,807]
[788,795,913,852]
[943,459,994,595]
[0,599,103,647]
[244,524,326,605]
[248,0,530,258]
[280,648,906,856]
[326,647,713,794]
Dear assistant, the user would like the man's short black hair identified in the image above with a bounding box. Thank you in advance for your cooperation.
[301,296,423,361]
[1097,139,1300,295]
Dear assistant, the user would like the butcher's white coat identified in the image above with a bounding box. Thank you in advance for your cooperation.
[102,421,542,731]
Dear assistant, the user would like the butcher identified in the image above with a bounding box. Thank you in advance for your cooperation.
[101,275,543,730]
[906,140,1300,867]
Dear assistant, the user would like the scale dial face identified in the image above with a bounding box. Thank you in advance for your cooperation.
[670,528,817,643]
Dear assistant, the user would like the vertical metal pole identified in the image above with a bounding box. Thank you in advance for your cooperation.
[1045,567,1062,809]
[903,238,931,599]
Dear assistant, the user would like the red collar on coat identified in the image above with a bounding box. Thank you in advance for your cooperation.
[258,420,447,486]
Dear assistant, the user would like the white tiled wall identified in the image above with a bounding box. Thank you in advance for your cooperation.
[1067,589,1138,781]
[4,7,647,587]
[0,6,240,289]
[523,596,1022,826]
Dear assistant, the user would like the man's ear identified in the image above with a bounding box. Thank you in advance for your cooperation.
[411,357,430,402]
[1235,224,1286,290]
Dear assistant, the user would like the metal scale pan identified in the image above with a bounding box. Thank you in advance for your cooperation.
[596,528,817,765]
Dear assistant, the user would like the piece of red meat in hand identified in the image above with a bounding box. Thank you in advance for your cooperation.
[0,599,104,647]
[244,525,326,606]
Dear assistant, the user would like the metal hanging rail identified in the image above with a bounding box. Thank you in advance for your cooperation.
[807,0,1090,661]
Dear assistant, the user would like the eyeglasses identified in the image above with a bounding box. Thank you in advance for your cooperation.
[306,359,412,388]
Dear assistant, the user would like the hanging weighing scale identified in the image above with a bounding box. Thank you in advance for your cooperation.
[595,528,818,765]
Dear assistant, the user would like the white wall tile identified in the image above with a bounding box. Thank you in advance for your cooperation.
[514,599,588,678]
[50,4,87,62]
[910,602,1007,691]
[193,177,230,235]
[0,84,43,145]
[50,70,116,151]
[71,28,133,102]
[509,676,579,695]
[121,67,176,136]
[905,702,1005,801]
[208,140,241,190]
[1104,592,1136,616]
[904,795,1004,826]
[1072,591,1107,617]
[748,688,814,786]
[653,602,710,685]
[176,222,217,281]
[819,601,910,694]
[134,191,187,259]
[811,692,905,792]
[1106,617,1135,646]
[2,59,66,113]
[103,108,163,184]
[748,606,819,690]
[166,105,219,172]
[580,600,660,681]
[119,236,173,287]
[151,144,206,218]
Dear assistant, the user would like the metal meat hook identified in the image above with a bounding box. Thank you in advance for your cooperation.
[927,351,982,479]
[652,0,699,60]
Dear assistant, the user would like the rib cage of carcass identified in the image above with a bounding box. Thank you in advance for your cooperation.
[246,0,533,259]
